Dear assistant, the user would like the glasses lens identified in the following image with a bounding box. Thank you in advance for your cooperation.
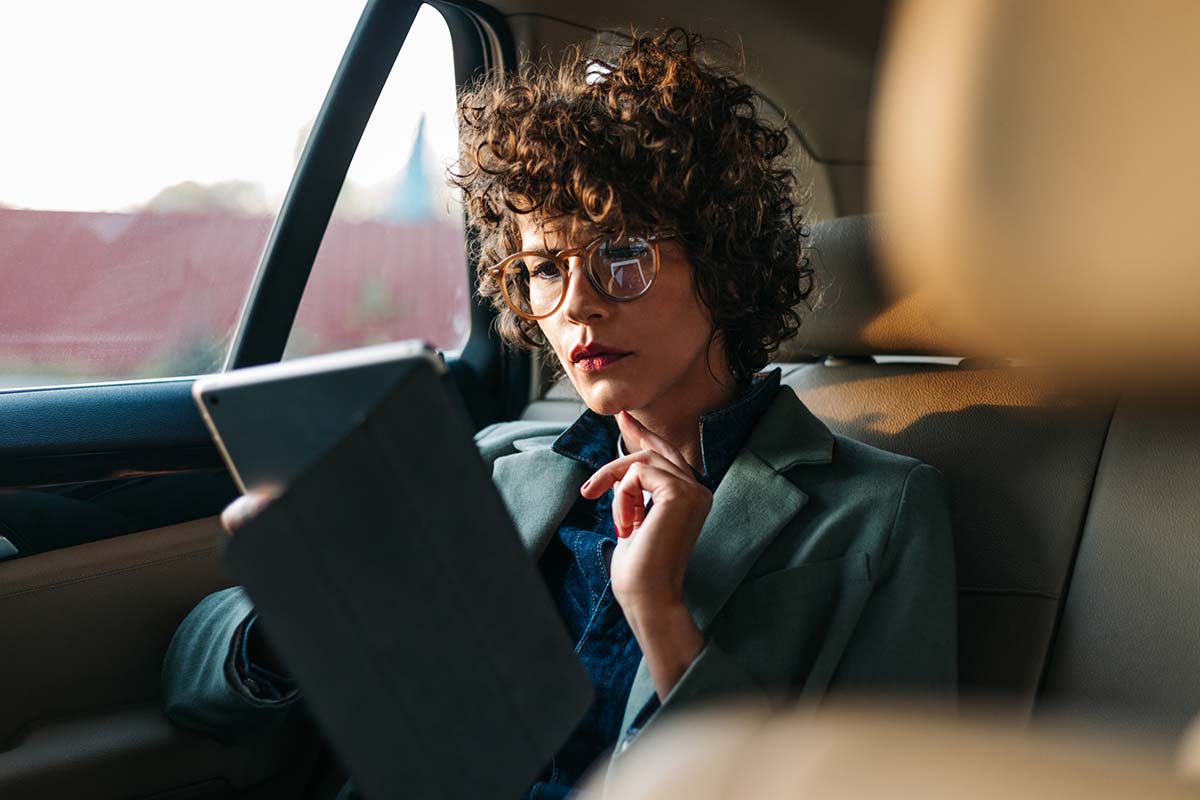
[504,256,564,317]
[591,235,656,299]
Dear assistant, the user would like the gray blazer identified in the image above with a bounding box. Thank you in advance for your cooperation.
[162,388,956,781]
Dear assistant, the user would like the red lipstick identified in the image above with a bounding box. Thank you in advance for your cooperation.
[570,342,632,373]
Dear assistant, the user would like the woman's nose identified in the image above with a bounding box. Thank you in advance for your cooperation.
[559,256,609,324]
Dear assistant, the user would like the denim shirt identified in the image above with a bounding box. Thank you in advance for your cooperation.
[522,368,783,800]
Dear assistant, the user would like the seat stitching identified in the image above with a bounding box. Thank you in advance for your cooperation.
[958,587,1059,601]
[0,545,222,602]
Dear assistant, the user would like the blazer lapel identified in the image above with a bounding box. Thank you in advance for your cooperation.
[685,389,835,629]
[681,451,809,626]
[492,439,590,559]
[618,389,836,737]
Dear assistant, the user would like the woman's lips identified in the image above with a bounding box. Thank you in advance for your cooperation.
[574,352,631,373]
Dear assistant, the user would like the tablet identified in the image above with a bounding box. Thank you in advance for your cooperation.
[191,341,593,799]
[192,340,441,494]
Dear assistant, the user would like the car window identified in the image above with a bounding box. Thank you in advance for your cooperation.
[0,1,372,390]
[283,5,468,360]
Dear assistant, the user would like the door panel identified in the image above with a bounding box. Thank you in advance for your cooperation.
[0,706,316,800]
[0,518,226,745]
[0,358,499,797]
[0,470,237,559]
[0,380,238,559]
[0,517,320,798]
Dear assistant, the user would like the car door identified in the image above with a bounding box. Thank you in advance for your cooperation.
[0,2,519,798]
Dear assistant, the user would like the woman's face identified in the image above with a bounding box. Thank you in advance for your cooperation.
[516,215,727,416]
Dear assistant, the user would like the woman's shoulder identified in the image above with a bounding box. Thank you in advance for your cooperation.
[795,430,950,557]
[815,432,947,518]
[756,388,940,495]
[473,418,569,464]
[828,432,932,482]
[750,423,951,580]
[754,390,947,541]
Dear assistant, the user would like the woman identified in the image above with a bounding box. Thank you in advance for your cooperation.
[162,29,956,799]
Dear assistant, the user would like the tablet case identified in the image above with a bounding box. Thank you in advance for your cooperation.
[193,340,438,495]
[225,360,593,800]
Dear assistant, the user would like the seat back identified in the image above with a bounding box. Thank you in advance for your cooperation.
[866,1,1200,738]
[1036,404,1200,740]
[778,215,1114,708]
[780,360,1109,708]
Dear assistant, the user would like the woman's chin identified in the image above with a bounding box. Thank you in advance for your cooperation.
[576,381,640,417]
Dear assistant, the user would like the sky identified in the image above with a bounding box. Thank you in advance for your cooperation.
[0,2,460,213]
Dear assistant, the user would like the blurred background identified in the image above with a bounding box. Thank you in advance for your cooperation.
[0,2,467,389]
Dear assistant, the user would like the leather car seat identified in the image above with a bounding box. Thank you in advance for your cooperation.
[779,215,1113,711]
[869,0,1200,741]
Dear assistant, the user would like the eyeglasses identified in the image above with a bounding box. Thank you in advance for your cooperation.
[488,232,675,320]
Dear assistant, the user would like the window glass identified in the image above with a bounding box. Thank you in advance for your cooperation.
[284,5,469,360]
[0,1,368,390]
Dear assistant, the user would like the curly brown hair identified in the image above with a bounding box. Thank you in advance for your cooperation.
[449,28,813,385]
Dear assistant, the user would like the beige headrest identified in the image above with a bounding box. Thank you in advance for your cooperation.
[871,0,1200,384]
[780,215,962,359]
[594,703,1194,800]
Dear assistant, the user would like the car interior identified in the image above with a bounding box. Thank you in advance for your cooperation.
[2,0,1198,798]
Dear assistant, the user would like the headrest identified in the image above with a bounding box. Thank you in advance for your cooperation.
[779,215,961,360]
[871,0,1200,385]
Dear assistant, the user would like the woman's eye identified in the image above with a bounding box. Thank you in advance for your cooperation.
[528,261,561,281]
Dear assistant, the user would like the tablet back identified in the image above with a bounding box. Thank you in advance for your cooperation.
[223,355,592,800]
[193,340,436,494]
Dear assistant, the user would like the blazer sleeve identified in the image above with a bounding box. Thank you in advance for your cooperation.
[830,463,958,697]
[652,640,765,713]
[161,586,300,742]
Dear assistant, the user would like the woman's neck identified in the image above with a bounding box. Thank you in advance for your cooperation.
[624,353,739,473]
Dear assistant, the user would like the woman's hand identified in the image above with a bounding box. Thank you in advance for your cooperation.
[220,489,278,535]
[581,410,709,699]
[582,411,711,608]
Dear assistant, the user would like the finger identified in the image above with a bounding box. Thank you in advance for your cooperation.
[220,498,252,535]
[612,463,655,538]
[612,463,693,538]
[581,450,690,498]
[622,445,693,484]
[611,462,682,538]
[617,411,692,474]
[581,457,631,499]
[220,490,277,535]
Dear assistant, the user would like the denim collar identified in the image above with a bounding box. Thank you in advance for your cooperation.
[551,368,783,488]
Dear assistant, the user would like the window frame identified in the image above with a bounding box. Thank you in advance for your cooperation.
[226,0,526,424]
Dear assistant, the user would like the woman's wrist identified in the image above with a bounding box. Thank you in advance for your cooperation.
[622,597,704,700]
[621,594,687,633]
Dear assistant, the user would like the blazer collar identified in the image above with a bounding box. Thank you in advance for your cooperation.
[491,437,590,560]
